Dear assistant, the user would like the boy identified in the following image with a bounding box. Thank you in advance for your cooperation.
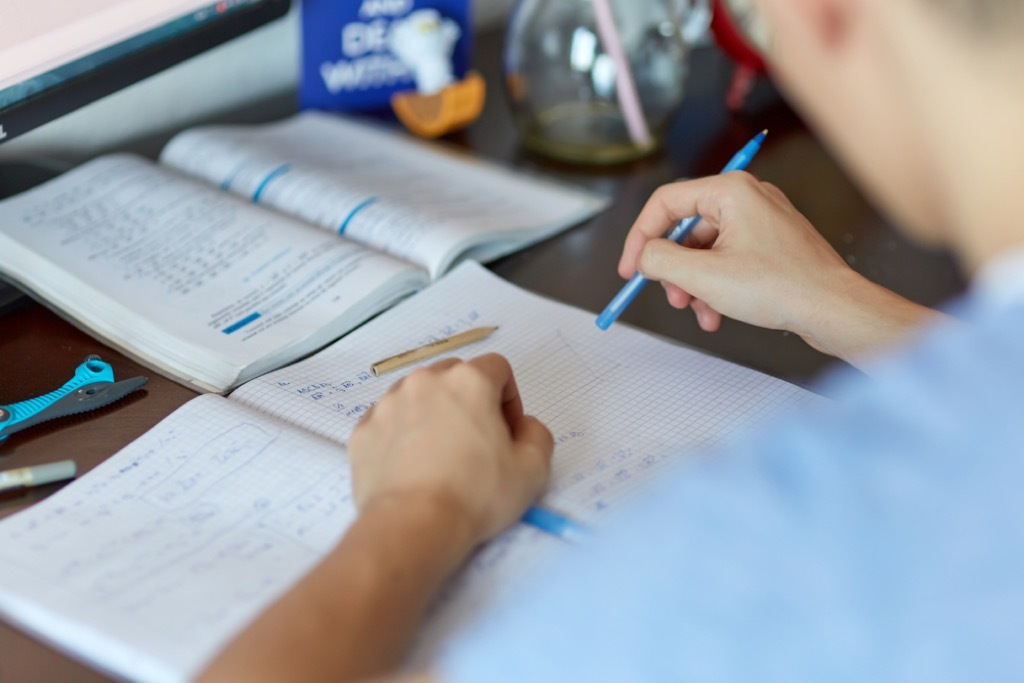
[202,1,1024,680]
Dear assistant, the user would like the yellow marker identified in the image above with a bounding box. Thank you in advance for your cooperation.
[371,326,498,377]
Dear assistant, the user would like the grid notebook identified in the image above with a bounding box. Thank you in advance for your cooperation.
[0,263,828,682]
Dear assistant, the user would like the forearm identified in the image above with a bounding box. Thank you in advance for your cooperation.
[198,494,475,683]
[796,268,942,372]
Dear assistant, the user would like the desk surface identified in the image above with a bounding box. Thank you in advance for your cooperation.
[0,33,965,682]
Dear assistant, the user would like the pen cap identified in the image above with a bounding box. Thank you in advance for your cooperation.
[27,460,78,487]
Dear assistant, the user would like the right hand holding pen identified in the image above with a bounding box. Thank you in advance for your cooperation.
[619,171,855,347]
[619,171,938,365]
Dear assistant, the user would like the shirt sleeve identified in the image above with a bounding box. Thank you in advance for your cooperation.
[436,307,1024,683]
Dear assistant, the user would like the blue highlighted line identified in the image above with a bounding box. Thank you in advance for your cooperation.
[252,164,292,202]
[339,197,379,235]
[220,162,246,191]
[222,312,262,335]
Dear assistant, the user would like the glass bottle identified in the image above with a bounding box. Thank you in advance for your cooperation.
[504,0,706,164]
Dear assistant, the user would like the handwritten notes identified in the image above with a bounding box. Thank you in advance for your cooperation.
[236,263,827,520]
[0,264,828,682]
[0,396,354,682]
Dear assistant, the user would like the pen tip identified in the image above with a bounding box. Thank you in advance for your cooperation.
[762,129,768,135]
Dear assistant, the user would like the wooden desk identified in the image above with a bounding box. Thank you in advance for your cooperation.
[0,35,965,682]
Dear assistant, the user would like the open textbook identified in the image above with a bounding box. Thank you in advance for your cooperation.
[0,264,829,683]
[0,112,606,392]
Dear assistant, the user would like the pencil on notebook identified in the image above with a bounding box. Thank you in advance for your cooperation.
[371,326,498,377]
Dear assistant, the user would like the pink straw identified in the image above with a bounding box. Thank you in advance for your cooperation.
[590,0,653,147]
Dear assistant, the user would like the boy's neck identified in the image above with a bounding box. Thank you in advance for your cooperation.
[937,94,1024,277]
[901,15,1024,277]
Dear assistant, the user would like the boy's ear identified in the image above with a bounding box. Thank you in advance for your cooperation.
[768,0,857,50]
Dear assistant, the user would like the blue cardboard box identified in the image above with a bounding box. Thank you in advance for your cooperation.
[301,0,473,112]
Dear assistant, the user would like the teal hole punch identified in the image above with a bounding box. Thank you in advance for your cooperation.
[0,355,148,442]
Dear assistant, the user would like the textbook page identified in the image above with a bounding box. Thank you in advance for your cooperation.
[160,112,609,278]
[0,155,429,392]
[234,262,829,524]
[0,394,564,683]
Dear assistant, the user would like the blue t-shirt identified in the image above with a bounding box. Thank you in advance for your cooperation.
[439,293,1024,682]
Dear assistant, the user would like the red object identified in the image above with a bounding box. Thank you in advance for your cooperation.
[710,0,767,72]
[710,0,767,110]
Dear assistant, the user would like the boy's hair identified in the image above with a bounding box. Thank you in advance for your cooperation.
[931,0,1023,31]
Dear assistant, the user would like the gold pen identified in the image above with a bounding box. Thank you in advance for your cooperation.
[371,326,498,377]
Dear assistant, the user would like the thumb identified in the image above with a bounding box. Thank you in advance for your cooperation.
[638,239,716,292]
[510,415,554,490]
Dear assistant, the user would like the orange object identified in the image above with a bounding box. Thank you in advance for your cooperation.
[391,71,486,138]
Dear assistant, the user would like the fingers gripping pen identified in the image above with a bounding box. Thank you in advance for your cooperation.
[595,130,768,330]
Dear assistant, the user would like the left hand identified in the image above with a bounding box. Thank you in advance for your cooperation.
[349,354,554,548]
[200,356,549,683]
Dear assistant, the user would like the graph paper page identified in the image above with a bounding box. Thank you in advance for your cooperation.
[0,391,568,682]
[0,395,355,682]
[235,261,828,523]
[0,264,828,681]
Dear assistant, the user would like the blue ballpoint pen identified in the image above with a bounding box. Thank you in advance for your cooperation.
[596,129,769,330]
[522,505,590,543]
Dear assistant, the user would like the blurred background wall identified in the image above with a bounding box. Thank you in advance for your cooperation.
[0,0,517,161]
